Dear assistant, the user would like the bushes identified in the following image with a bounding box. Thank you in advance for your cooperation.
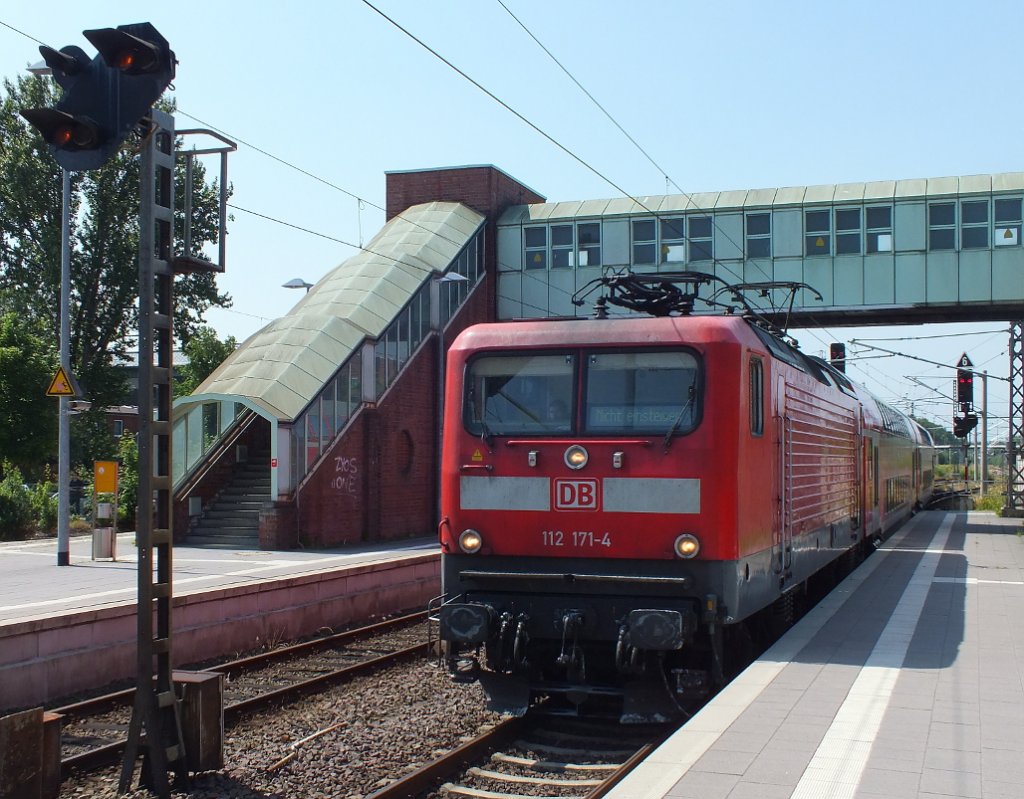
[117,432,138,528]
[27,478,57,533]
[0,465,34,540]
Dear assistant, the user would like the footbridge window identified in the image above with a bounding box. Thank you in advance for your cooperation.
[995,198,1022,246]
[960,200,989,249]
[745,212,771,258]
[928,202,956,250]
[866,206,893,253]
[296,351,363,477]
[524,221,602,269]
[376,283,431,395]
[805,209,831,255]
[172,400,244,484]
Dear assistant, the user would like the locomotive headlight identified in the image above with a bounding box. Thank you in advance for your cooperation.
[674,533,700,559]
[459,529,483,554]
[564,445,589,470]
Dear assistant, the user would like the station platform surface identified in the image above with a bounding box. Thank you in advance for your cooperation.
[0,532,437,626]
[609,509,1024,799]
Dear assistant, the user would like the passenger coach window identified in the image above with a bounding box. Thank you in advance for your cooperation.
[584,351,700,435]
[465,354,575,436]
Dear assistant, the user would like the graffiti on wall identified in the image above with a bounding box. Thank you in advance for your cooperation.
[331,455,359,494]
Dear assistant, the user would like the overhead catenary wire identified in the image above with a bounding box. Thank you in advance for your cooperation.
[4,12,1007,418]
[359,0,860,360]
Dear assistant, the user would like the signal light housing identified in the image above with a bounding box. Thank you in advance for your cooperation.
[84,26,165,75]
[19,108,100,150]
[956,368,974,405]
[19,22,175,172]
[953,414,978,438]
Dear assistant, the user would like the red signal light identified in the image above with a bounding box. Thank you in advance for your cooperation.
[114,51,135,70]
[54,127,74,147]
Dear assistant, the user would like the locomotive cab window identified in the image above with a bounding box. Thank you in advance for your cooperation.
[464,353,575,436]
[584,350,700,435]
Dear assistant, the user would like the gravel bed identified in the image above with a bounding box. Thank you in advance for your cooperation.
[61,656,502,798]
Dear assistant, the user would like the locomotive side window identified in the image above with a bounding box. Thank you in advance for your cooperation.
[464,354,575,436]
[583,350,700,435]
[749,357,764,436]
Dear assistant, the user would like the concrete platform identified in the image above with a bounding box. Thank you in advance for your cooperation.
[608,510,1024,799]
[0,534,439,711]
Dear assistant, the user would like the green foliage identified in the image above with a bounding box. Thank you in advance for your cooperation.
[0,312,58,475]
[27,476,57,533]
[974,492,1005,513]
[0,464,33,540]
[0,75,233,475]
[176,326,237,397]
[117,432,139,528]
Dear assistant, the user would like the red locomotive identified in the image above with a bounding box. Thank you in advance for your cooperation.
[436,273,934,721]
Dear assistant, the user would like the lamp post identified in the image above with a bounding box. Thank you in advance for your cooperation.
[27,60,73,566]
[282,278,313,293]
[57,168,71,566]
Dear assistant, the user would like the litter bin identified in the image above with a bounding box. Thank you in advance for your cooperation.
[92,527,116,561]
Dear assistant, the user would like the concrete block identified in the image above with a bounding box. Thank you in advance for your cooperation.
[0,707,42,799]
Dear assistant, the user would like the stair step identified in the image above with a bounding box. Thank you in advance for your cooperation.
[186,535,259,550]
[195,520,260,532]
[203,512,260,524]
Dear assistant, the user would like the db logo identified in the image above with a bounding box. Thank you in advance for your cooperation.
[554,479,600,510]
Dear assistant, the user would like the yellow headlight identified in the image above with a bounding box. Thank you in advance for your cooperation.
[674,533,700,559]
[564,445,589,470]
[459,529,483,554]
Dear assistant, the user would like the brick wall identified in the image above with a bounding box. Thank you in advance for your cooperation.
[385,165,544,221]
[296,338,436,547]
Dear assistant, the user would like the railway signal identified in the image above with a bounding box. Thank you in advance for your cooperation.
[953,413,978,438]
[955,353,974,407]
[829,342,846,373]
[20,23,175,171]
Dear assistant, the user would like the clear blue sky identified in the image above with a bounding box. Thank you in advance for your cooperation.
[1,1,1020,437]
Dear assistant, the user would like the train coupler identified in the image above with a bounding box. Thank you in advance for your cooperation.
[556,611,585,680]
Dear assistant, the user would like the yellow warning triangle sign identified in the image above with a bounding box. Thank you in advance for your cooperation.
[46,365,78,397]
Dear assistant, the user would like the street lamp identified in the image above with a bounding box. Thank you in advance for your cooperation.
[282,278,313,292]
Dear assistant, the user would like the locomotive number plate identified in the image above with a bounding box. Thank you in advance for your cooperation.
[541,530,612,548]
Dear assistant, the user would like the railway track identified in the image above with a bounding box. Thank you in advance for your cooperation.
[54,610,429,777]
[367,709,671,799]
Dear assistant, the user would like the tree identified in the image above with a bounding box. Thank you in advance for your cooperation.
[0,74,232,471]
[117,431,138,528]
[0,310,58,478]
[176,326,237,397]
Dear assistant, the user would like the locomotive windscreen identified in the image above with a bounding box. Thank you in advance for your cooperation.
[584,351,699,434]
[464,353,575,435]
[463,348,700,437]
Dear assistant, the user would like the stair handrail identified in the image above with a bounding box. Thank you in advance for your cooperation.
[174,408,261,502]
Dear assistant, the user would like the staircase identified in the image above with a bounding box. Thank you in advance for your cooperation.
[186,453,270,549]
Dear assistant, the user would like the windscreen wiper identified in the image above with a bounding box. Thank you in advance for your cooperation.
[663,385,697,452]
